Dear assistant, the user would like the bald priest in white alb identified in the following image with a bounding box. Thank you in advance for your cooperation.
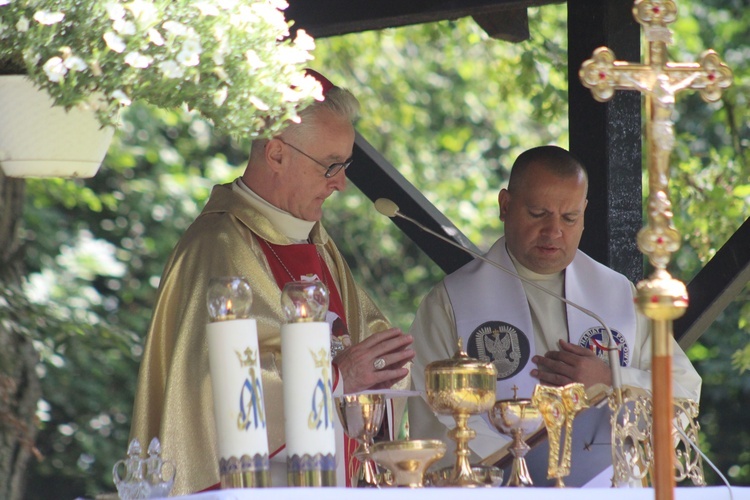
[407,145,701,469]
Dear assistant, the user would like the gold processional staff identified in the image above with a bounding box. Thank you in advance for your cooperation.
[579,1,732,499]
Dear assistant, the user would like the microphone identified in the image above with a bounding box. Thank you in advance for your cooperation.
[374,198,624,403]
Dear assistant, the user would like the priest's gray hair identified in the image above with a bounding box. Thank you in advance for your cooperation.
[249,85,359,159]
[286,85,360,141]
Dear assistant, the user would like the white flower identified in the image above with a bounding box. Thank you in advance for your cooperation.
[124,51,153,68]
[16,16,29,32]
[43,57,67,82]
[33,11,66,25]
[159,60,185,79]
[249,96,269,111]
[282,73,323,102]
[250,3,287,34]
[147,28,164,46]
[106,3,126,21]
[64,55,87,72]
[213,86,228,106]
[216,0,239,9]
[233,5,255,26]
[103,31,126,53]
[269,0,289,9]
[176,51,199,67]
[280,85,298,102]
[212,24,228,42]
[0,0,321,135]
[278,44,312,65]
[213,67,228,80]
[113,18,136,35]
[176,37,201,67]
[244,49,265,69]
[182,36,202,55]
[112,90,132,106]
[194,2,220,16]
[293,29,315,52]
[162,20,187,36]
[126,0,159,27]
[286,72,324,102]
[211,26,228,64]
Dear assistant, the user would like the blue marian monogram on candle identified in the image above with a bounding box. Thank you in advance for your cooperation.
[237,347,266,431]
[308,347,334,430]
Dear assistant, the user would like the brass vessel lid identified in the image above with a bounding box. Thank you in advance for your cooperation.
[425,338,496,376]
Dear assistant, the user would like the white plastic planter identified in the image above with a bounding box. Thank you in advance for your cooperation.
[0,75,115,178]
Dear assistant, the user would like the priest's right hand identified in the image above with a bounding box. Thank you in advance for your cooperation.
[334,327,414,393]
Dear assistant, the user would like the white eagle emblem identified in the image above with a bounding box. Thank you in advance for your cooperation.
[468,321,529,380]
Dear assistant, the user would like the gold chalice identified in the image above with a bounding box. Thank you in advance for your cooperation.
[488,393,543,487]
[335,393,386,487]
[424,340,497,487]
[370,440,446,487]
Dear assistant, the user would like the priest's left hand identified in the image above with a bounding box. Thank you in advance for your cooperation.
[530,340,612,389]
[334,327,415,394]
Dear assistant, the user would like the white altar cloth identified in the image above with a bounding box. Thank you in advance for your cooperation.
[171,486,749,500]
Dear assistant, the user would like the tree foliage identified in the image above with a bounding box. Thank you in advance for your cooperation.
[8,1,749,497]
[313,10,569,329]
[20,104,249,498]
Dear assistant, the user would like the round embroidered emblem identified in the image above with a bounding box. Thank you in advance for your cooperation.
[578,327,630,366]
[466,321,530,380]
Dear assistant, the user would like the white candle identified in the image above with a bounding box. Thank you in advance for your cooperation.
[207,318,270,487]
[281,321,337,484]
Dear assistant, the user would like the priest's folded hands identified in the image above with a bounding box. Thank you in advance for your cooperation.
[531,339,613,389]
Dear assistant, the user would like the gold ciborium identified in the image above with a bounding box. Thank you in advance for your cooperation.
[370,440,446,487]
[424,340,497,486]
[488,392,543,487]
[335,393,386,487]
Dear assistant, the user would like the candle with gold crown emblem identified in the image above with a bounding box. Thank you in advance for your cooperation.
[206,276,270,489]
[280,280,336,487]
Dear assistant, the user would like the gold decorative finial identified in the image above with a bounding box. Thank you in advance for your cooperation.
[532,384,588,487]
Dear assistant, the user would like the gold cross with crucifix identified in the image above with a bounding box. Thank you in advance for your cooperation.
[578,2,732,500]
[579,0,732,271]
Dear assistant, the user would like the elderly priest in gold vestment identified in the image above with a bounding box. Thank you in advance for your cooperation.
[130,70,414,495]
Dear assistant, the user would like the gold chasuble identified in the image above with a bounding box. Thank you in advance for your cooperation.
[130,183,402,495]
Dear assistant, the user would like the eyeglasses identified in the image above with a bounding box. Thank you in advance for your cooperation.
[276,138,352,178]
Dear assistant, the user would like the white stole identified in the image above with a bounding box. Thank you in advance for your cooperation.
[445,237,636,402]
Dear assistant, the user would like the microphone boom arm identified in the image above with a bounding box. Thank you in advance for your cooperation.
[375,198,623,402]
